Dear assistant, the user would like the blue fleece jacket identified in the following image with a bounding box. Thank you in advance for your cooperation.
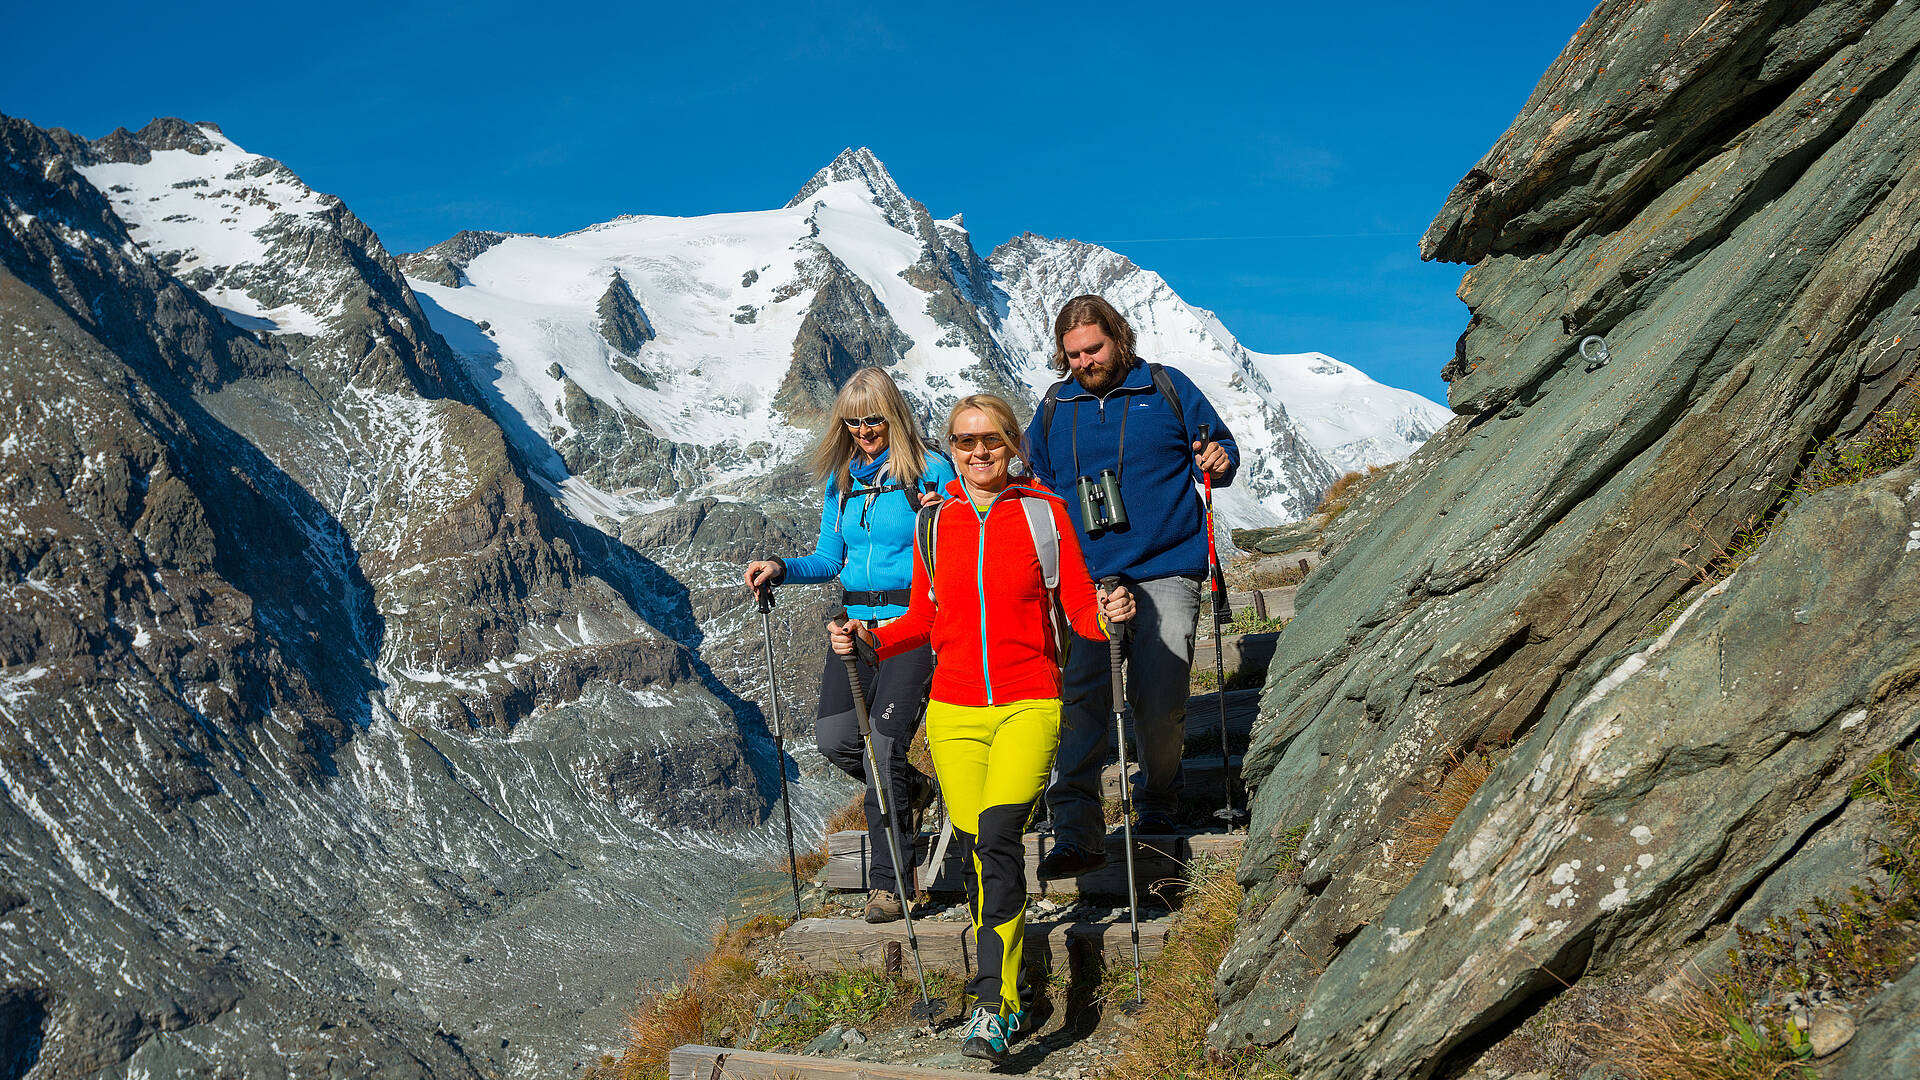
[781,449,959,621]
[1024,360,1238,582]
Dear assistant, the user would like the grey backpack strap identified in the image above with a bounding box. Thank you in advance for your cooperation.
[1018,497,1060,589]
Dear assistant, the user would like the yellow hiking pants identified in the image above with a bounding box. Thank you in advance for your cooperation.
[926,697,1061,1017]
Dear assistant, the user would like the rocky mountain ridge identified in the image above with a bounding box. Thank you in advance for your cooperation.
[0,114,834,1078]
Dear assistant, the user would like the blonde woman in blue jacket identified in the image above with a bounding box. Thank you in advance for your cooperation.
[745,368,957,923]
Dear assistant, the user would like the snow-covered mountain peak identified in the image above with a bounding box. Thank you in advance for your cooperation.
[77,123,347,336]
[789,147,937,249]
[789,146,903,208]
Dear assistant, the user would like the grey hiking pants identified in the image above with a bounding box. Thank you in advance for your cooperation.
[1045,573,1201,850]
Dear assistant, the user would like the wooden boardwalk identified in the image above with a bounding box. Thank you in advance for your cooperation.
[777,913,1174,975]
[822,830,1243,897]
[670,1045,980,1080]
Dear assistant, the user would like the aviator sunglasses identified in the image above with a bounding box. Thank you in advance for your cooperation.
[842,414,889,429]
[948,431,1007,451]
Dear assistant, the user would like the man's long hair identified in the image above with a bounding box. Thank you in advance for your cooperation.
[807,367,932,493]
[1050,294,1138,376]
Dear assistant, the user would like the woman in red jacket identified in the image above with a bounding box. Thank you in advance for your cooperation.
[831,393,1133,1062]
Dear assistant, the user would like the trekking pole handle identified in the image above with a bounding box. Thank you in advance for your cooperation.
[755,583,775,614]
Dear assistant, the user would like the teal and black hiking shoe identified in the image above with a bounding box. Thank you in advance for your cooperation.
[1008,994,1052,1042]
[960,1005,1009,1063]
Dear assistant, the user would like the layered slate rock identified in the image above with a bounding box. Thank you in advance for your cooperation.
[1216,4,1920,1077]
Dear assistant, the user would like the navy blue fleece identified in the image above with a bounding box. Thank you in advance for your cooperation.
[1024,360,1238,582]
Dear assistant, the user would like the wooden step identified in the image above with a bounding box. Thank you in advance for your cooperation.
[670,1045,977,1080]
[1190,630,1280,675]
[777,913,1174,975]
[1185,687,1261,738]
[822,830,1243,897]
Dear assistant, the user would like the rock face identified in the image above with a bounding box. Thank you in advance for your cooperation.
[0,115,801,1078]
[596,269,655,354]
[1217,4,1920,1078]
[395,229,521,287]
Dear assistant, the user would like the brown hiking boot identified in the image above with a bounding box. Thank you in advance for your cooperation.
[863,889,902,923]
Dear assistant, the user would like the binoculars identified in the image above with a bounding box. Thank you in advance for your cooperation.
[1075,469,1128,534]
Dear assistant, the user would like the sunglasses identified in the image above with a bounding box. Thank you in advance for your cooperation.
[948,432,1007,451]
[842,414,888,429]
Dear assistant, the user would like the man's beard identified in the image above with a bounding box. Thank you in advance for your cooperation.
[1076,356,1127,393]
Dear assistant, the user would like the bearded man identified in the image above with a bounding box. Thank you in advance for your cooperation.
[1022,294,1239,878]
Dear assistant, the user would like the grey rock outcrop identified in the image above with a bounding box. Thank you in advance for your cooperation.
[1216,3,1920,1077]
[396,229,521,287]
[596,269,655,354]
[777,241,913,423]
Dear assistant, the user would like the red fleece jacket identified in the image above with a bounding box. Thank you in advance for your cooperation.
[871,479,1107,706]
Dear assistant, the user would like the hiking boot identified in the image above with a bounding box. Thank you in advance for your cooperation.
[863,889,902,924]
[1136,811,1180,836]
[1035,843,1107,881]
[959,1005,1009,1062]
[1008,994,1052,1042]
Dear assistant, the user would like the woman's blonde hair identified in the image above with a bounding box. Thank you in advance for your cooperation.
[807,368,931,492]
[946,393,1031,475]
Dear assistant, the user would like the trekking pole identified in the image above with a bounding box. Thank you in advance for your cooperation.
[1196,424,1242,826]
[1101,577,1146,1011]
[756,584,805,919]
[831,613,945,1022]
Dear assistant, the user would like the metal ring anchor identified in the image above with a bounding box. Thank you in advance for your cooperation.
[1579,334,1610,370]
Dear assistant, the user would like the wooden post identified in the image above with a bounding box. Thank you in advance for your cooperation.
[1251,589,1269,621]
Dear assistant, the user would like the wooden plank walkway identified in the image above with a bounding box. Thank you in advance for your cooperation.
[822,830,1243,896]
[670,1045,977,1080]
[778,914,1174,975]
[1190,630,1281,676]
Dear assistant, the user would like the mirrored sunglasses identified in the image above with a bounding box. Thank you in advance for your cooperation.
[842,414,889,429]
[948,432,1007,451]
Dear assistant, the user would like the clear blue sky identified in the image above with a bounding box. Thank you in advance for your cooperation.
[5,1,1596,404]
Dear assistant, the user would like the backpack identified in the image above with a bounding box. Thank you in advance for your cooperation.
[915,495,1071,656]
[1038,361,1186,444]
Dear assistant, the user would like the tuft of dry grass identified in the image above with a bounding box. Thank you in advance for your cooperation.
[1597,973,1815,1080]
[1314,465,1390,519]
[1390,751,1496,870]
[1092,857,1291,1080]
[593,916,788,1080]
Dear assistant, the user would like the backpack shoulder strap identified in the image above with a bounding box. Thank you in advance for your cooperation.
[1039,380,1066,443]
[1018,496,1060,590]
[1147,362,1187,439]
[915,502,942,601]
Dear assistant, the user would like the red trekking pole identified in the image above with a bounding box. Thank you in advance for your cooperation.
[1196,424,1241,825]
